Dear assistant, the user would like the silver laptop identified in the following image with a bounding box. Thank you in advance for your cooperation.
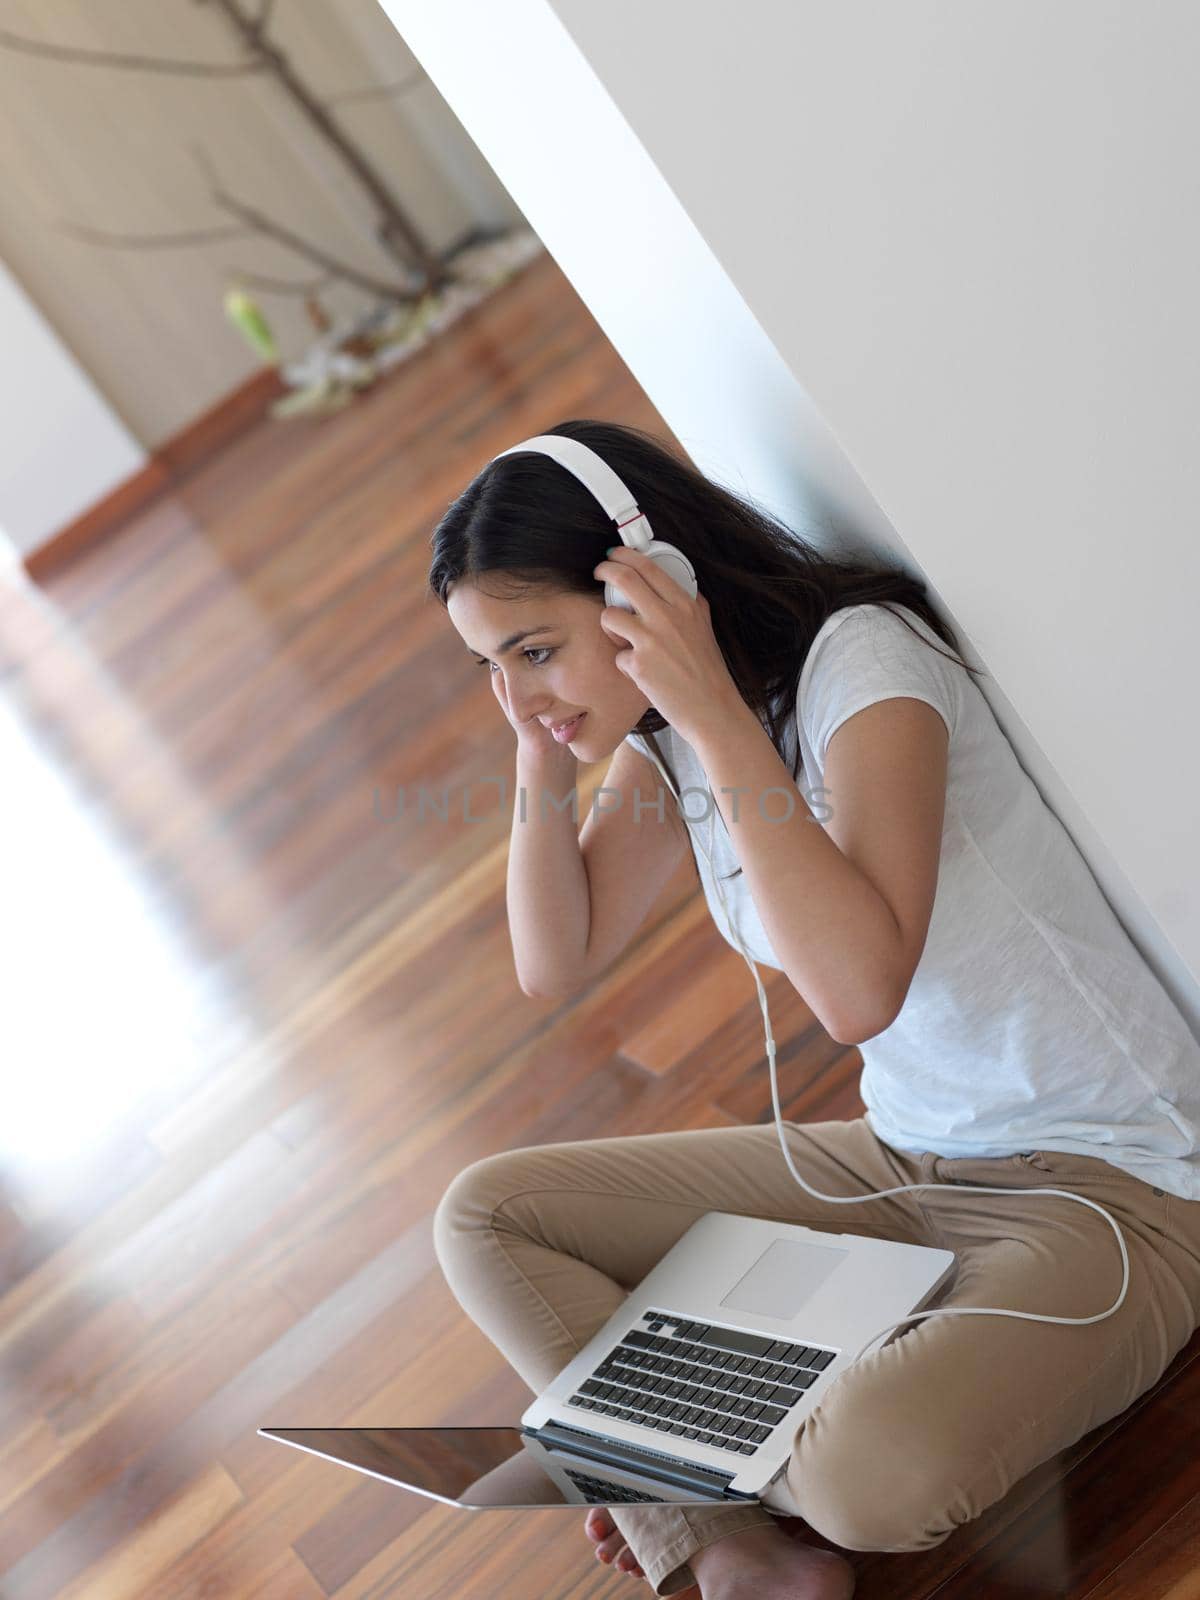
[261,1210,955,1514]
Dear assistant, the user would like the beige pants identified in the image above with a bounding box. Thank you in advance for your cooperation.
[433,1116,1200,1595]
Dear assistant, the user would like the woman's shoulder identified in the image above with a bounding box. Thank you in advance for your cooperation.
[797,602,968,761]
[814,600,937,644]
[799,602,928,689]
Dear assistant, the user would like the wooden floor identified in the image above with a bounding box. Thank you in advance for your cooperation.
[1,246,1197,1600]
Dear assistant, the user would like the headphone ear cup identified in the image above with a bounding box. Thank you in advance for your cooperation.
[604,541,698,614]
[647,542,698,601]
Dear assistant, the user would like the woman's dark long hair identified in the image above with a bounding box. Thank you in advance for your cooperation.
[428,417,985,878]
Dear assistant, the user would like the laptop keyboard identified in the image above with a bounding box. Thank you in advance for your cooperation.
[563,1467,668,1504]
[566,1309,838,1457]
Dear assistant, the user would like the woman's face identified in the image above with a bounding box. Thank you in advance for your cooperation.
[446,578,652,758]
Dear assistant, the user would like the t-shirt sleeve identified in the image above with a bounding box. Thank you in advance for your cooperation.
[799,605,962,768]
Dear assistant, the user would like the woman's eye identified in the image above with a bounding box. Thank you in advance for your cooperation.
[473,647,553,673]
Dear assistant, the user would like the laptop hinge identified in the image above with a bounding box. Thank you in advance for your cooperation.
[525,1420,758,1501]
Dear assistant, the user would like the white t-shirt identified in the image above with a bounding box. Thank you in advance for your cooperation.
[627,601,1200,1200]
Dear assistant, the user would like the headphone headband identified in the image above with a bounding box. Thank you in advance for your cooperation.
[492,434,653,551]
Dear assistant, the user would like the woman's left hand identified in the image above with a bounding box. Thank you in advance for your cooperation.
[593,547,744,745]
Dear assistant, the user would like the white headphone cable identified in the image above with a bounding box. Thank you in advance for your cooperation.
[638,738,1130,1367]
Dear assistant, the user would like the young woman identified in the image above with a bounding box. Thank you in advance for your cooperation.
[427,417,1200,1600]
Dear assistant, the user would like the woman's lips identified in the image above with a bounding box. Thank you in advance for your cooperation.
[552,714,585,743]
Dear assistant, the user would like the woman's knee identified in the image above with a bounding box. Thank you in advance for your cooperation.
[432,1149,535,1267]
[784,1388,979,1553]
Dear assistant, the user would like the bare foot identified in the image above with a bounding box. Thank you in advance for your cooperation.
[584,1507,653,1583]
[689,1523,855,1599]
[583,1509,853,1600]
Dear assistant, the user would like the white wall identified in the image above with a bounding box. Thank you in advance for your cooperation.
[0,259,145,561]
[376,0,1200,1035]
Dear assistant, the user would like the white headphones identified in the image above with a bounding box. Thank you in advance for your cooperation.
[493,433,699,613]
[488,432,1130,1364]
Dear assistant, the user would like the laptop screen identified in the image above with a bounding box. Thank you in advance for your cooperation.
[258,1426,734,1508]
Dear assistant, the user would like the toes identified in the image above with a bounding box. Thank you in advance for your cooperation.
[596,1531,627,1562]
[586,1507,616,1541]
[585,1512,644,1578]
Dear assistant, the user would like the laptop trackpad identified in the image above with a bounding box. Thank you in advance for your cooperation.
[718,1238,850,1321]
